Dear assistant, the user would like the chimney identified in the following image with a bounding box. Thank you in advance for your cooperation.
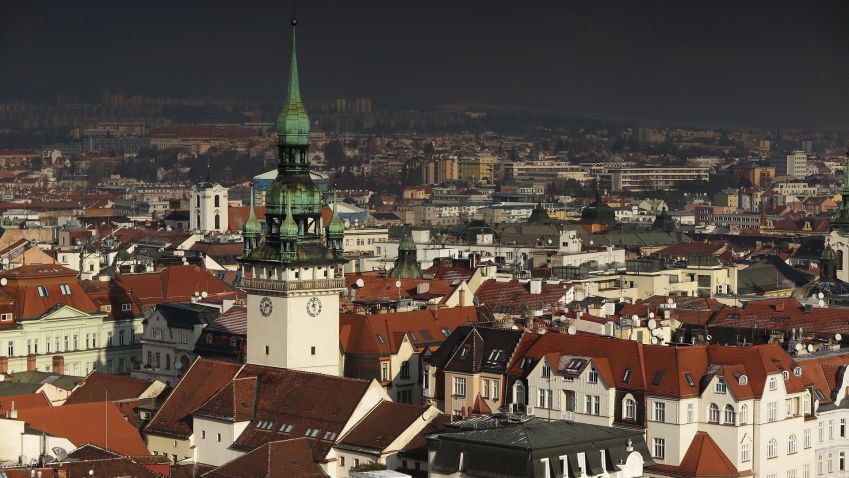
[530,279,542,295]
[0,356,7,375]
[26,354,36,372]
[776,301,785,312]
[52,356,65,375]
[9,400,16,419]
[458,288,466,307]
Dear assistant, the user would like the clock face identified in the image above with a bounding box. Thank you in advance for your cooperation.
[259,297,273,317]
[306,297,322,317]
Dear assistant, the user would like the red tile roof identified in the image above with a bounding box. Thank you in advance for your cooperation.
[475,279,572,314]
[228,206,267,233]
[64,371,159,405]
[202,438,327,478]
[116,265,238,308]
[338,401,431,452]
[17,402,149,456]
[145,357,242,439]
[344,271,456,304]
[0,392,51,415]
[649,432,739,477]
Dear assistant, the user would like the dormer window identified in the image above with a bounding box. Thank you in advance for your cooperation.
[279,424,294,433]
[587,367,599,384]
[715,377,727,394]
[739,375,748,385]
[304,427,320,438]
[36,286,48,298]
[782,370,790,381]
[794,367,802,377]
[684,373,695,387]
[59,284,71,296]
[0,313,10,322]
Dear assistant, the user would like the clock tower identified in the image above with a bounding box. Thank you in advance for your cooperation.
[238,17,346,376]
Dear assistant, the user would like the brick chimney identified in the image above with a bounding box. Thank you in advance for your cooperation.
[0,356,7,375]
[52,356,65,375]
[26,354,36,372]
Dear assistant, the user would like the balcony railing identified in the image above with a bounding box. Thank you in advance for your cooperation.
[241,277,345,292]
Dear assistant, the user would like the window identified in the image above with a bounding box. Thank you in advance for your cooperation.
[741,441,751,462]
[768,401,777,422]
[36,285,48,297]
[624,398,636,420]
[201,430,206,439]
[840,452,845,471]
[310,346,315,355]
[820,421,825,442]
[122,303,131,311]
[788,435,797,454]
[740,404,748,424]
[829,453,834,473]
[214,214,220,230]
[214,194,220,207]
[623,368,632,383]
[653,438,665,459]
[803,464,810,478]
[107,331,113,346]
[265,345,270,355]
[585,395,600,415]
[482,379,490,399]
[453,377,466,396]
[381,362,389,381]
[541,365,551,379]
[684,372,695,387]
[7,341,13,356]
[768,438,777,458]
[564,390,575,411]
[709,403,720,423]
[769,377,778,391]
[64,335,69,351]
[400,361,410,379]
[217,433,221,442]
[788,469,797,478]
[783,370,790,380]
[841,418,846,438]
[588,367,598,384]
[715,377,727,394]
[654,401,666,422]
[304,428,320,438]
[805,428,812,448]
[493,380,499,400]
[59,284,71,296]
[818,454,823,475]
[165,354,171,370]
[724,404,735,424]
[830,419,835,440]
[73,335,78,350]
[687,403,694,423]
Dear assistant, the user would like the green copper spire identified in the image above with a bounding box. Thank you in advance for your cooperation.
[276,18,311,147]
[280,197,299,239]
[326,191,345,236]
[243,186,262,236]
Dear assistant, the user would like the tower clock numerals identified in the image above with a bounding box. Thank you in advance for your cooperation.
[306,297,322,317]
[259,297,273,317]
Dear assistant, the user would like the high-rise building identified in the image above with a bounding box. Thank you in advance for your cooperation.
[237,19,346,376]
[772,150,808,178]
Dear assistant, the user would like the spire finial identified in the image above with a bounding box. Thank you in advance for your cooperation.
[291,0,298,26]
[206,157,211,183]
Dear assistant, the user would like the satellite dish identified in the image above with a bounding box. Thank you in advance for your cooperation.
[697,334,705,342]
[807,344,814,353]
[631,314,639,321]
[201,291,208,299]
[648,312,655,319]
[795,343,803,351]
[0,278,6,286]
[819,299,826,307]
[52,447,68,462]
[818,292,825,299]
[355,278,365,288]
[836,333,843,342]
[667,298,674,304]
[511,325,519,330]
[653,328,664,338]
[194,291,200,297]
[648,319,657,330]
[706,335,712,341]
[395,280,402,288]
[650,336,658,344]
[567,325,577,335]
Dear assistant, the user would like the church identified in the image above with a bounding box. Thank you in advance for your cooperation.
[828,157,849,283]
[237,18,347,376]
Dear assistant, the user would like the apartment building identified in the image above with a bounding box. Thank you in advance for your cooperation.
[511,333,815,478]
[608,166,710,192]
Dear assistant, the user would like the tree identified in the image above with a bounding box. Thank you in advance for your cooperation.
[324,140,347,168]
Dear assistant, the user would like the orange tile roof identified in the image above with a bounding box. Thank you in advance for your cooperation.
[64,371,158,405]
[17,402,149,456]
[203,438,327,478]
[116,265,238,308]
[0,392,51,415]
[344,271,456,304]
[649,432,739,477]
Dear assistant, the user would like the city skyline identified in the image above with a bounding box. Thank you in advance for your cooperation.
[1,0,848,130]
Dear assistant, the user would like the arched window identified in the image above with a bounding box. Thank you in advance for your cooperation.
[838,250,844,271]
[788,435,797,454]
[513,382,525,406]
[724,404,736,424]
[214,194,220,207]
[740,404,749,424]
[709,403,720,423]
[196,214,201,229]
[214,214,220,230]
[624,397,637,420]
[165,354,171,371]
[767,438,777,458]
[782,370,790,381]
[196,195,200,208]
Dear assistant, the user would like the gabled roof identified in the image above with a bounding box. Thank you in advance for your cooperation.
[17,402,149,456]
[649,432,739,477]
[475,279,571,314]
[338,401,431,452]
[205,306,247,335]
[428,325,524,374]
[64,371,160,405]
[0,391,51,415]
[152,302,221,329]
[202,439,327,478]
[116,265,238,308]
[145,357,242,439]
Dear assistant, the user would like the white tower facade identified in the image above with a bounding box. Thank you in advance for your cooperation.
[190,182,228,233]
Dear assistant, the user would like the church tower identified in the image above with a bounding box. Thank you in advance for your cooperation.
[191,165,229,233]
[238,17,346,376]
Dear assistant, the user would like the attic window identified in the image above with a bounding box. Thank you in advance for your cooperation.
[794,367,802,377]
[0,314,10,322]
[460,348,469,359]
[304,428,320,438]
[684,373,695,387]
[814,389,826,401]
[101,305,112,313]
[622,369,632,383]
[256,420,275,430]
[37,286,48,298]
[441,328,451,337]
[408,331,418,341]
[122,303,132,312]
[322,431,338,441]
[520,357,533,369]
[376,334,385,345]
[488,350,503,362]
[739,375,748,385]
[715,377,727,394]
[279,424,294,433]
[652,371,664,386]
[59,284,71,296]
[782,370,790,381]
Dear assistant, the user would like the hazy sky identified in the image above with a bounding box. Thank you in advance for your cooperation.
[2,0,848,129]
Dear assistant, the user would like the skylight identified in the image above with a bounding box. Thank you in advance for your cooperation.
[441,327,451,337]
[652,371,664,386]
[623,368,632,383]
[59,284,71,296]
[36,285,48,298]
[684,373,695,387]
[376,334,385,345]
[279,424,294,433]
[304,427,320,438]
